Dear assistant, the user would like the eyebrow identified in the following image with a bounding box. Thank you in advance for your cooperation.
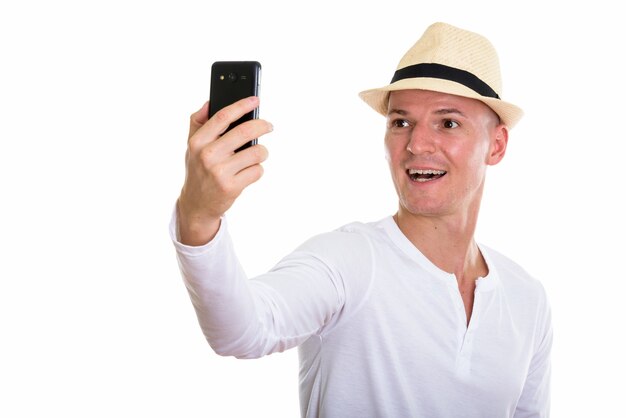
[387,108,407,116]
[387,107,467,118]
[434,108,466,117]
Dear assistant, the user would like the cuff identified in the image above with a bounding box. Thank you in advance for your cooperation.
[168,203,226,257]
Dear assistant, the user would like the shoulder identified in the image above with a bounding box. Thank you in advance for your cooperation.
[295,218,388,259]
[482,245,550,307]
[278,221,381,313]
[482,246,552,346]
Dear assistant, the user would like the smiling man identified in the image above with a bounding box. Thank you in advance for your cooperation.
[383,89,507,325]
[171,22,552,418]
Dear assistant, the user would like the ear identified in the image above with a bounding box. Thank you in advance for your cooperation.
[487,124,508,166]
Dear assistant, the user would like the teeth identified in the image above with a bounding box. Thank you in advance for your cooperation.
[407,168,447,182]
[408,169,446,175]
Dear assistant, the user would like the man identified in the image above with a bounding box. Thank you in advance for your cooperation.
[171,22,552,417]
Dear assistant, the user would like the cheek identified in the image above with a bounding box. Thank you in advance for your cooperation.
[459,146,491,187]
[384,134,395,163]
[475,141,493,166]
[384,140,391,162]
[452,138,490,168]
[384,133,405,162]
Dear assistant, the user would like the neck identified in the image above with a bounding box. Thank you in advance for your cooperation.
[394,205,487,282]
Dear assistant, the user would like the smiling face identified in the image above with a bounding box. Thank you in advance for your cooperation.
[385,89,508,221]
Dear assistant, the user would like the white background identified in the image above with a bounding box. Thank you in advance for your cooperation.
[1,1,624,417]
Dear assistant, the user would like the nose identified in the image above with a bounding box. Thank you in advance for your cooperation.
[406,125,436,155]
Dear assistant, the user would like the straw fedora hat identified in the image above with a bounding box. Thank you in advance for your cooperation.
[359,22,524,128]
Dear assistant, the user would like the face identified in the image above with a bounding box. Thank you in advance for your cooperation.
[384,89,508,220]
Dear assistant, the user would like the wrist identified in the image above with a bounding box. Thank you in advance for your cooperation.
[176,201,222,246]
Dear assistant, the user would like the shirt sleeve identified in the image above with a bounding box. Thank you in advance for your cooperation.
[169,209,373,359]
[514,286,553,417]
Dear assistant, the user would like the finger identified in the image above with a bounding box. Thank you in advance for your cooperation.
[194,119,272,169]
[194,96,260,142]
[188,101,209,140]
[232,163,266,191]
[225,143,269,177]
[216,118,273,155]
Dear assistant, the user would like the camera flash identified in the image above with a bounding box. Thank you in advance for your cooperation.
[219,75,225,80]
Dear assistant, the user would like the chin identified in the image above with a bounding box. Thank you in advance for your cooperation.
[399,200,448,218]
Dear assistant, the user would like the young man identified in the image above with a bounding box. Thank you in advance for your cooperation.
[171,22,552,417]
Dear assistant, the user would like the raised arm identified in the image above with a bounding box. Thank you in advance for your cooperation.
[177,97,272,246]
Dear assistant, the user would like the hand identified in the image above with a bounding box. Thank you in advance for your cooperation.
[177,96,272,246]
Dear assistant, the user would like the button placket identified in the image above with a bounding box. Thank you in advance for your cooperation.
[443,276,468,353]
[455,286,484,377]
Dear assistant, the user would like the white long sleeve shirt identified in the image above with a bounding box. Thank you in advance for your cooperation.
[171,215,552,418]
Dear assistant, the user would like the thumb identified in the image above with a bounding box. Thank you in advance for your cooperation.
[188,101,209,140]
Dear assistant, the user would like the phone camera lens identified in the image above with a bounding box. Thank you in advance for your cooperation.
[228,72,238,82]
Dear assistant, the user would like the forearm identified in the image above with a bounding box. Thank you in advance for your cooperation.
[172,212,261,357]
[170,210,345,359]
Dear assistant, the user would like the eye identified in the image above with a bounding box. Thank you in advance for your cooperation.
[442,119,459,129]
[390,119,410,128]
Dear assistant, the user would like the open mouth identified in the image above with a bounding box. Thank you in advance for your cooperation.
[407,168,447,183]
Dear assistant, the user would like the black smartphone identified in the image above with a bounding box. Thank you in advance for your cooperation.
[209,61,261,152]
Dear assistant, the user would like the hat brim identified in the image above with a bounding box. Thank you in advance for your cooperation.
[359,78,524,129]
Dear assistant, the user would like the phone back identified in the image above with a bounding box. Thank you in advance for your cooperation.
[209,61,261,149]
